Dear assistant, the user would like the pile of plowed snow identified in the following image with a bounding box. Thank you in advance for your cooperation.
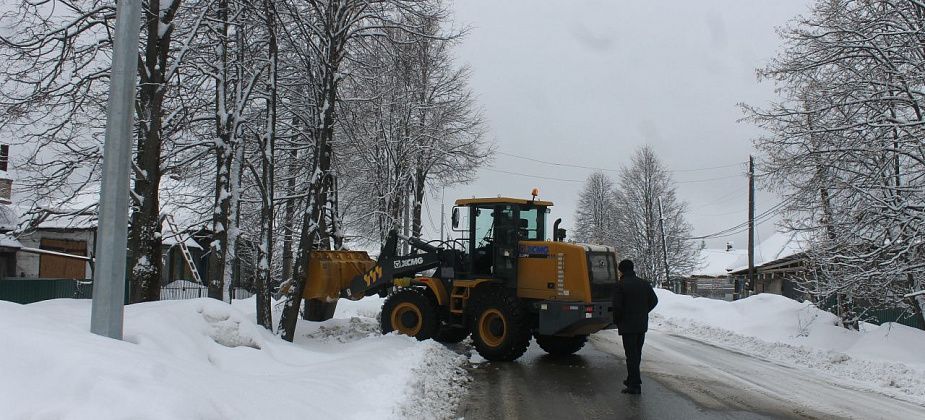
[0,297,467,419]
[594,290,925,403]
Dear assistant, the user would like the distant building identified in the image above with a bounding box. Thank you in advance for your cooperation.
[683,243,747,301]
[0,142,211,287]
[728,231,812,301]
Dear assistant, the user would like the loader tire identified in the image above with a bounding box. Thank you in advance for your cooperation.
[381,288,437,340]
[304,298,338,322]
[535,334,587,357]
[435,325,469,344]
[468,286,531,362]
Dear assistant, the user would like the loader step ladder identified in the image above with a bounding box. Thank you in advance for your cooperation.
[165,214,203,284]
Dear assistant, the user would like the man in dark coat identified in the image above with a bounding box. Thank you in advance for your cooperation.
[612,259,658,395]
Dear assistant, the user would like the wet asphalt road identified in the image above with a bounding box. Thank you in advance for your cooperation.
[456,341,779,420]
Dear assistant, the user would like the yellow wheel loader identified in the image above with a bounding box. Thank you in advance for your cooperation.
[303,194,617,361]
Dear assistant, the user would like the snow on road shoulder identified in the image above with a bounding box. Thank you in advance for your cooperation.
[595,289,925,404]
[0,297,468,419]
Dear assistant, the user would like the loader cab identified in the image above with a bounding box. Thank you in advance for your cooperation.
[452,197,552,285]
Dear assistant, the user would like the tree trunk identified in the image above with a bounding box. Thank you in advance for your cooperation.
[127,0,177,303]
[281,148,297,282]
[278,55,340,341]
[412,167,425,238]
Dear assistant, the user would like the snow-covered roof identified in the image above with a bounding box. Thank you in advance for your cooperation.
[0,232,22,249]
[729,230,812,272]
[162,231,203,249]
[693,248,748,277]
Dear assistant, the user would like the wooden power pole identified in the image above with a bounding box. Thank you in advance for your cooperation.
[746,155,756,300]
[658,198,672,293]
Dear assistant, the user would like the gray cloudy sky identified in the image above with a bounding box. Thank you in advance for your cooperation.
[423,0,813,251]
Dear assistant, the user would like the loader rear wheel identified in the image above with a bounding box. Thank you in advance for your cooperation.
[468,286,531,362]
[535,334,587,357]
[435,325,469,343]
[381,288,437,340]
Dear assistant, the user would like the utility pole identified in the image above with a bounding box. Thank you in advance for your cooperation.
[658,198,672,293]
[90,0,142,340]
[746,155,756,300]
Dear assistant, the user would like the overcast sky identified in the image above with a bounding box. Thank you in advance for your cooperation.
[422,0,813,252]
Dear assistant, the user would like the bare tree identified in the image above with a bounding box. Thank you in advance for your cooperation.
[275,0,440,341]
[614,146,697,286]
[573,172,618,246]
[744,0,925,324]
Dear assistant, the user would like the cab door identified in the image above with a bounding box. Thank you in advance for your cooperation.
[493,205,519,287]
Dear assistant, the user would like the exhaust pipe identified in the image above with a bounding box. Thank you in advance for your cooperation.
[553,218,562,242]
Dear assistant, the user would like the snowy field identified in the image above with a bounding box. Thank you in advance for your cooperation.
[0,297,468,420]
[594,290,925,410]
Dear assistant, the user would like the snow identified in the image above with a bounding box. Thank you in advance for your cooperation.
[0,297,467,419]
[161,233,203,249]
[729,230,812,272]
[596,289,925,404]
[0,232,22,248]
[692,248,747,277]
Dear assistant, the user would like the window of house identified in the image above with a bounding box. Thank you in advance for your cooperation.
[0,144,8,172]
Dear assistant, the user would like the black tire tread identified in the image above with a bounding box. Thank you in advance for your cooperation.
[467,285,531,361]
[380,288,438,341]
[534,334,587,356]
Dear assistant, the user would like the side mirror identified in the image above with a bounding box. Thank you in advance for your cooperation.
[451,207,460,229]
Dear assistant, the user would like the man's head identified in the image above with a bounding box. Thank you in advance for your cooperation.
[618,259,634,275]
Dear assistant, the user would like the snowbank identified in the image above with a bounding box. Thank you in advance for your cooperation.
[599,290,925,403]
[0,297,467,419]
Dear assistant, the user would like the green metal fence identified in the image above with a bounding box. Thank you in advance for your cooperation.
[861,307,925,330]
[0,278,253,305]
[0,278,93,304]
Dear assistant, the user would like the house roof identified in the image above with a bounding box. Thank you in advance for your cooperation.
[728,230,812,274]
[0,233,22,249]
[693,248,748,277]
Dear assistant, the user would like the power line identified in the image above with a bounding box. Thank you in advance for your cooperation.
[496,150,744,174]
[483,167,584,183]
[685,198,789,240]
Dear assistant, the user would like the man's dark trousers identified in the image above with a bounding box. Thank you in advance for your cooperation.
[622,333,645,387]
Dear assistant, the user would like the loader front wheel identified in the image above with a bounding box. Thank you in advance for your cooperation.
[381,288,437,340]
[468,286,531,362]
[535,334,587,357]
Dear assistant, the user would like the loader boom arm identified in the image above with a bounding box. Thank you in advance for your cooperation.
[340,230,444,299]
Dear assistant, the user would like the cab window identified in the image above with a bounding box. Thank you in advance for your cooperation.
[518,206,546,240]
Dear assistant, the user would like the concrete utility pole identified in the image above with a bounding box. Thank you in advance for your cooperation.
[657,198,672,293]
[746,155,756,300]
[90,0,141,340]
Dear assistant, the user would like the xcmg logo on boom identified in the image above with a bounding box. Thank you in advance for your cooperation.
[363,265,383,286]
[394,257,424,269]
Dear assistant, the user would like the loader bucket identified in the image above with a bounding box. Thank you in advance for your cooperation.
[304,250,376,300]
[302,250,376,321]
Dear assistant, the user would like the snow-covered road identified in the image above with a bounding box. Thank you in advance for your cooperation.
[593,330,925,419]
